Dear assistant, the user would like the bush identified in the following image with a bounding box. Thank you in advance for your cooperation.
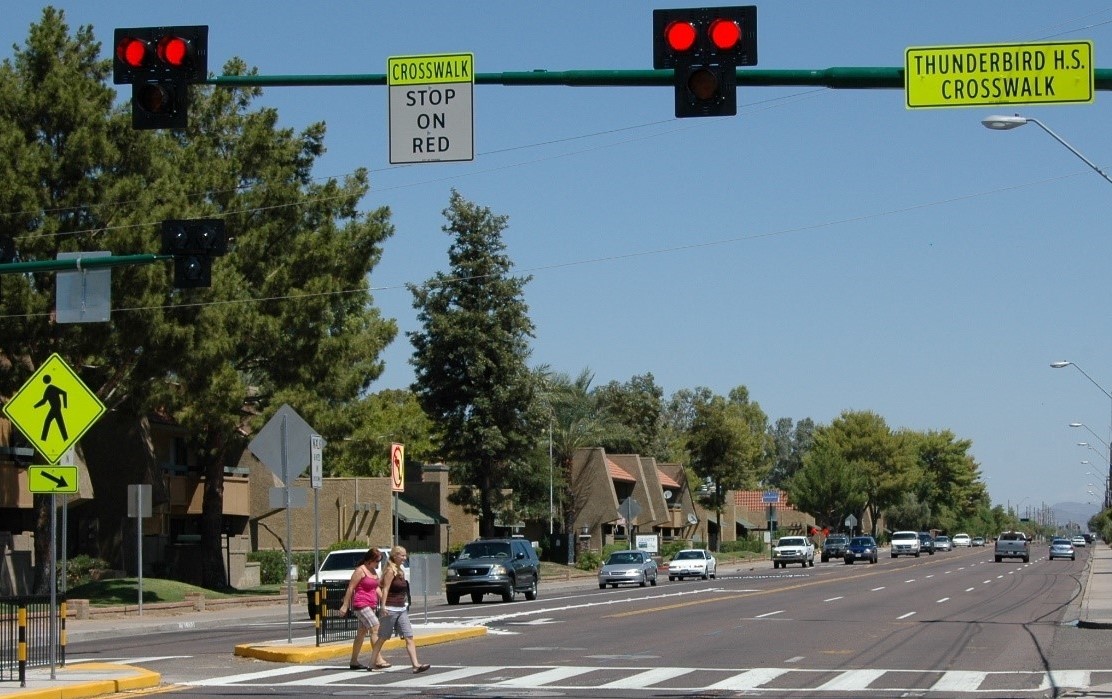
[575,549,602,571]
[248,550,288,585]
[65,554,112,588]
[660,540,689,560]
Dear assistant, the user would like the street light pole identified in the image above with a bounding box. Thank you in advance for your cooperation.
[982,115,1112,187]
[1054,361,1112,510]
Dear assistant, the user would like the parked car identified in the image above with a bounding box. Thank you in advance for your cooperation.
[598,549,658,588]
[890,530,921,558]
[844,536,879,564]
[667,548,717,580]
[1049,538,1076,561]
[933,535,953,552]
[918,532,935,555]
[952,533,972,547]
[1071,535,1087,548]
[821,535,850,562]
[305,547,400,619]
[445,538,540,605]
[971,536,986,547]
[772,536,815,569]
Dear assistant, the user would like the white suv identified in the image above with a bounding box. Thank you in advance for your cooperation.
[890,530,922,558]
[305,547,401,618]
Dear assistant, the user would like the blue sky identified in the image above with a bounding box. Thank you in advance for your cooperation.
[6,2,1112,520]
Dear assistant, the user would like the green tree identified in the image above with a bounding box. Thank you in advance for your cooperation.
[686,386,771,549]
[767,417,815,488]
[331,389,437,477]
[903,429,982,531]
[818,411,916,538]
[593,373,665,456]
[0,10,397,589]
[409,190,536,537]
[788,439,867,531]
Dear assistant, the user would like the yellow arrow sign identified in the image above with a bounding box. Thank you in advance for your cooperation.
[3,354,106,464]
[29,465,78,494]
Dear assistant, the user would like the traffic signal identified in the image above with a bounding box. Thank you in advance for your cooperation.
[653,7,757,118]
[113,26,208,130]
[160,218,227,289]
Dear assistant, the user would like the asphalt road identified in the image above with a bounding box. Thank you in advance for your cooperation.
[62,545,1110,698]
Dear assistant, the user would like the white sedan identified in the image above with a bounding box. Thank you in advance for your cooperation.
[667,548,717,581]
[952,533,972,547]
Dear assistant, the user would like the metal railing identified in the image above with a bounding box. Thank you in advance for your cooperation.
[0,596,65,686]
[313,583,358,646]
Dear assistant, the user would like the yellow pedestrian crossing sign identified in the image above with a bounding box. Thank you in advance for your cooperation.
[28,465,79,494]
[3,353,105,464]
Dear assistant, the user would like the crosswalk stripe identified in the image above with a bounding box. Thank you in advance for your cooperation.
[597,666,694,688]
[815,668,886,690]
[705,667,792,690]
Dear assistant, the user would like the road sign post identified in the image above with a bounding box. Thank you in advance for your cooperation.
[388,53,474,164]
[3,353,106,464]
[905,40,1093,108]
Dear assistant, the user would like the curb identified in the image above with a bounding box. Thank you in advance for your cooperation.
[11,663,160,699]
[233,626,487,663]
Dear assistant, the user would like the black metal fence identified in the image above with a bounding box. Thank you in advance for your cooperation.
[0,596,65,686]
[313,582,358,646]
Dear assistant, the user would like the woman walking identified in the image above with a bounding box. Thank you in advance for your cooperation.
[371,545,430,673]
[337,548,387,670]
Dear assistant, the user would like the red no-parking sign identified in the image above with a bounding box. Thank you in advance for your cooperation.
[390,443,405,492]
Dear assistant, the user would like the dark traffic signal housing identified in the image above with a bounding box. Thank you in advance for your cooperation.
[653,7,757,118]
[160,218,227,289]
[113,26,208,130]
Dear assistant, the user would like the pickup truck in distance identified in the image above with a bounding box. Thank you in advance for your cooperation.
[994,531,1030,563]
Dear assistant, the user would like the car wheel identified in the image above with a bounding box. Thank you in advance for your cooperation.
[846,559,853,565]
[650,574,657,586]
[701,571,709,580]
[307,603,317,620]
[599,583,607,589]
[471,592,483,604]
[710,568,716,579]
[808,559,814,567]
[447,593,460,605]
[669,575,676,581]
[891,553,897,558]
[501,587,513,603]
[915,552,920,558]
[821,555,828,563]
[870,556,877,564]
[995,556,1002,562]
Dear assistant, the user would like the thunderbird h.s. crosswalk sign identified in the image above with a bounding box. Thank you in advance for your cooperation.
[3,353,106,464]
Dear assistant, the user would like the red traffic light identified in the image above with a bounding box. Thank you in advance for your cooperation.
[157,35,192,68]
[664,21,697,52]
[112,26,208,85]
[115,36,150,69]
[708,18,741,51]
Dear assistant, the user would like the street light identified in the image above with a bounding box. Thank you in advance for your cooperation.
[1055,359,1112,510]
[1069,423,1109,449]
[982,115,1112,187]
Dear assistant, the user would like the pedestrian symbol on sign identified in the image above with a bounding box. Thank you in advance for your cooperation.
[34,375,69,441]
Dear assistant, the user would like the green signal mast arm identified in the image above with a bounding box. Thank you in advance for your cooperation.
[207,67,1112,90]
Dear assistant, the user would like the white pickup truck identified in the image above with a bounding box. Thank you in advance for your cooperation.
[994,531,1030,563]
[772,536,815,568]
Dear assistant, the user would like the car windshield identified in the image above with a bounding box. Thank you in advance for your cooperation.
[826,536,848,543]
[675,550,705,560]
[892,532,917,540]
[779,538,807,546]
[935,536,950,542]
[459,542,512,559]
[850,537,874,546]
[606,552,643,564]
[1052,538,1071,545]
[319,551,364,570]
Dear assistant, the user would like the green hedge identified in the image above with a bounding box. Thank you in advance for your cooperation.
[248,541,373,585]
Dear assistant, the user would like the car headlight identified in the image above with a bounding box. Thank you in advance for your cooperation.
[446,569,458,579]
[491,564,508,576]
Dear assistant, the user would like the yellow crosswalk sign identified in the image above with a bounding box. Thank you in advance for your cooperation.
[3,353,106,464]
[28,465,79,494]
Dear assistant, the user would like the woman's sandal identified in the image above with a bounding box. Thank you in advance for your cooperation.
[413,664,431,674]
[349,663,370,671]
[374,662,392,669]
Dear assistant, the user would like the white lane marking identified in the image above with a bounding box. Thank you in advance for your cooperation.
[754,610,784,618]
[936,597,950,603]
[824,596,843,602]
[897,611,916,619]
[870,586,885,591]
[785,656,805,663]
[965,587,975,592]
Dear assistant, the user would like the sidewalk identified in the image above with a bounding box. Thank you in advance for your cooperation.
[2,549,1110,698]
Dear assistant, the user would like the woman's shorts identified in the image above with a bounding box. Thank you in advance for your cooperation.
[354,606,380,631]
[378,608,413,639]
